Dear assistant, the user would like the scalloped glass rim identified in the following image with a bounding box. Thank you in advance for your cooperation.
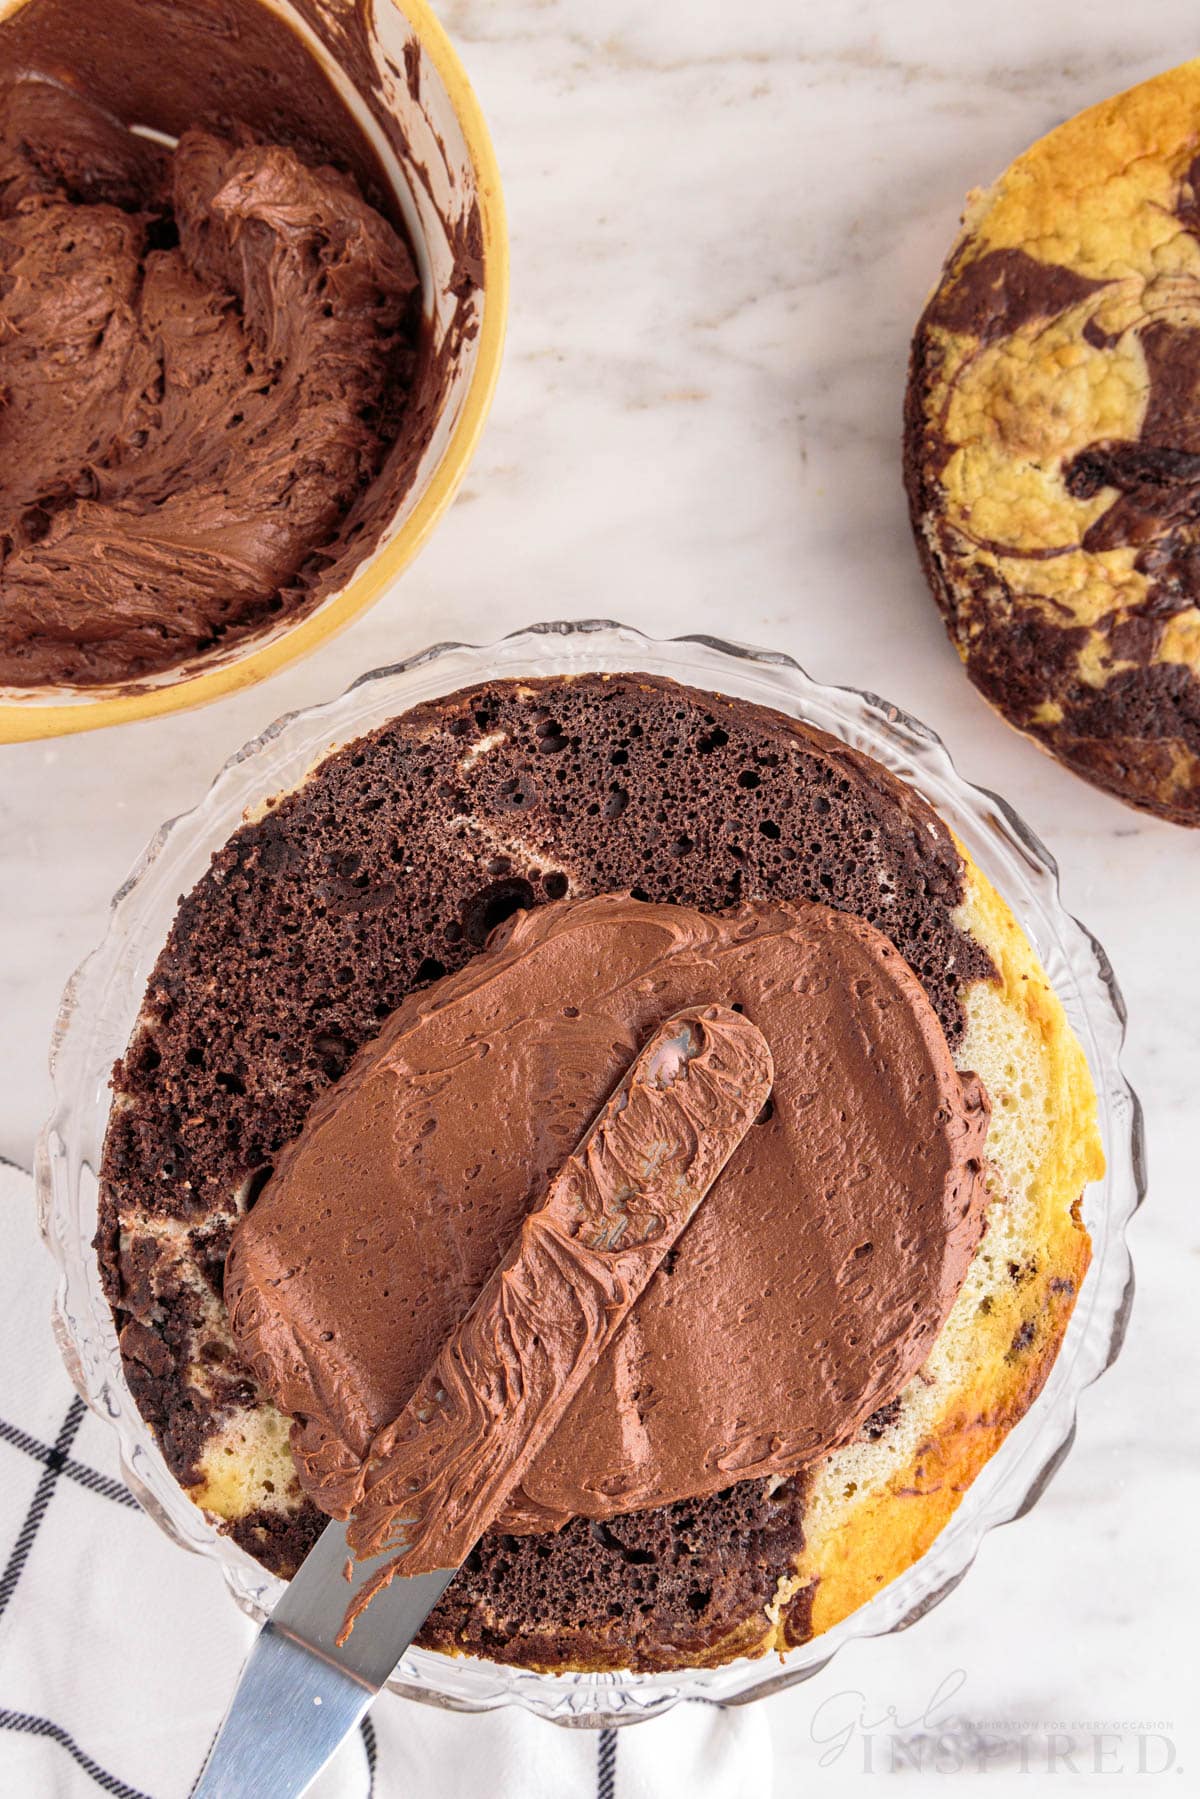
[36,620,1144,1727]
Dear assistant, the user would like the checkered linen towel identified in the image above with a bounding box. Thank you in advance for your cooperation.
[0,1162,771,1797]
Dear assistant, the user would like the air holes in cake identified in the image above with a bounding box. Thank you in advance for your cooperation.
[760,820,781,841]
[604,786,629,820]
[535,720,568,753]
[738,770,760,790]
[242,1165,273,1213]
[313,1033,355,1080]
[415,957,446,984]
[697,726,728,753]
[461,878,536,947]
[542,872,569,900]
[496,776,537,813]
[590,1521,654,1565]
[215,1071,246,1098]
[853,1241,873,1260]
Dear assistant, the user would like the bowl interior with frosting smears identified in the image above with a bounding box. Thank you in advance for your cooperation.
[0,0,507,740]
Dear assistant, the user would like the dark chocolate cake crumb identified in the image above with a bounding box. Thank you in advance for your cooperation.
[422,1477,808,1670]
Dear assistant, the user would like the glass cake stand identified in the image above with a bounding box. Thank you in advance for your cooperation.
[37,621,1144,1726]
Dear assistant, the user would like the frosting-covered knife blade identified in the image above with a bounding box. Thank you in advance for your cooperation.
[196,1005,772,1798]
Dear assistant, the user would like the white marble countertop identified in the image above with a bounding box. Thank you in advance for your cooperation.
[2,0,1198,1790]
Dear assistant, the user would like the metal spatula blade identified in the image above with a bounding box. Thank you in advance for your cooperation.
[192,1521,456,1799]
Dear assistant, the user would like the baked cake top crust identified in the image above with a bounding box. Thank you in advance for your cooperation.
[905,60,1200,824]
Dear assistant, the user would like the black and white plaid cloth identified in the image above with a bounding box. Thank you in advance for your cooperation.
[0,1163,769,1797]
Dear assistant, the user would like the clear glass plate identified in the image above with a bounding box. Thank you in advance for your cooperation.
[36,620,1144,1726]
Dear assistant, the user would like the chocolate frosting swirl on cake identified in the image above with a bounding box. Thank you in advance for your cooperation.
[225,895,990,1540]
[330,1006,772,1635]
[0,74,419,686]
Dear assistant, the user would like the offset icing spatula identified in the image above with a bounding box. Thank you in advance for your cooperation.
[195,1006,772,1798]
[191,1522,456,1798]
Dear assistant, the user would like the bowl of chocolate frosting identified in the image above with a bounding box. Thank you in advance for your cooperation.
[0,0,507,739]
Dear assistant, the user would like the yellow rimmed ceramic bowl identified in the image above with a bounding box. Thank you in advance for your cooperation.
[0,0,508,741]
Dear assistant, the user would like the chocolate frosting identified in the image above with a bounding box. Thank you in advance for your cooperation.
[226,894,990,1533]
[0,75,418,686]
[335,1005,772,1634]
